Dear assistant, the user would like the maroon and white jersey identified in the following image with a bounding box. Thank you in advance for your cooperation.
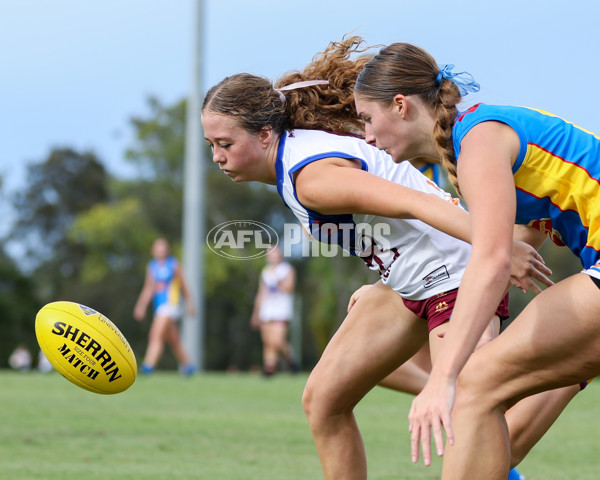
[275,129,471,301]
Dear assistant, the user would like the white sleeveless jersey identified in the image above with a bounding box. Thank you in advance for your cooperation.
[275,129,472,300]
[259,262,294,322]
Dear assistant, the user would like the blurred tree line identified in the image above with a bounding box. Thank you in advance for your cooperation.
[0,97,583,370]
[0,97,374,370]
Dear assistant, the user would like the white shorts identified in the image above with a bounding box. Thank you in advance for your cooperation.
[259,295,293,322]
[584,262,600,282]
[155,303,182,321]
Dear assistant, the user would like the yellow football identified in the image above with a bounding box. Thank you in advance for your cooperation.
[35,301,137,394]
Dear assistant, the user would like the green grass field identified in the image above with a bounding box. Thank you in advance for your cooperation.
[1,370,599,479]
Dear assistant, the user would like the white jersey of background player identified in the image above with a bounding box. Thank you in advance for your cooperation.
[276,129,471,301]
[259,260,294,322]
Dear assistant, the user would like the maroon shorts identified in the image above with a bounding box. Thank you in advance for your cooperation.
[402,289,510,332]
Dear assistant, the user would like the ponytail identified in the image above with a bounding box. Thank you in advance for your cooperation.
[355,43,480,194]
[275,35,377,135]
[202,35,377,137]
[433,79,462,193]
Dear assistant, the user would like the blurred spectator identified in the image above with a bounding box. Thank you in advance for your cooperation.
[37,350,54,373]
[9,344,32,372]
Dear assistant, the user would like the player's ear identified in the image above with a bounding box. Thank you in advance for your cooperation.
[258,126,274,147]
[392,94,408,118]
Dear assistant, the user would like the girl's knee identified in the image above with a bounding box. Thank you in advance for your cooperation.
[302,375,354,428]
[302,375,325,419]
[455,360,504,412]
[302,381,314,417]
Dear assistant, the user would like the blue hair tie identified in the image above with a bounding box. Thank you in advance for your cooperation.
[436,64,480,96]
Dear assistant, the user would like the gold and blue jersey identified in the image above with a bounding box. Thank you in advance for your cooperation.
[418,163,442,186]
[149,256,181,311]
[453,104,600,272]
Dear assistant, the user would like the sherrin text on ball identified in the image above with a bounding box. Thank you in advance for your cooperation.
[35,301,137,394]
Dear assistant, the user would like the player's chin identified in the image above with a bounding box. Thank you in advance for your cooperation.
[229,173,251,183]
[382,147,401,163]
[392,152,413,164]
[390,151,405,164]
[222,170,244,182]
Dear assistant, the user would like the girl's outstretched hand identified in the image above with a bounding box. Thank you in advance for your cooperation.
[347,284,375,312]
[509,239,553,294]
[408,374,456,466]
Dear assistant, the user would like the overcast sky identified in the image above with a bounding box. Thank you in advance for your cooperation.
[2,0,599,200]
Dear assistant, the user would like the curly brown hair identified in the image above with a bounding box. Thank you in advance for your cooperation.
[275,35,376,135]
[201,35,377,138]
[355,42,463,193]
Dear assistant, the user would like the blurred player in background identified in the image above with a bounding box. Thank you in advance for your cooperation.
[250,245,300,376]
[134,237,195,375]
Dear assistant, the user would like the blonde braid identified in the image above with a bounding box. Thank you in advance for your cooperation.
[433,78,462,194]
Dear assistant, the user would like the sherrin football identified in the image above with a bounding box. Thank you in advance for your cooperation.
[35,301,137,394]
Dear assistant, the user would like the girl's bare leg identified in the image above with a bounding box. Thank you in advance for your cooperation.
[260,321,290,374]
[505,383,581,467]
[303,282,429,480]
[143,315,171,367]
[442,274,600,480]
[378,343,430,395]
[165,320,191,366]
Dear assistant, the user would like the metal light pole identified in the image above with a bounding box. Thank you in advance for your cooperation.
[181,0,205,371]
